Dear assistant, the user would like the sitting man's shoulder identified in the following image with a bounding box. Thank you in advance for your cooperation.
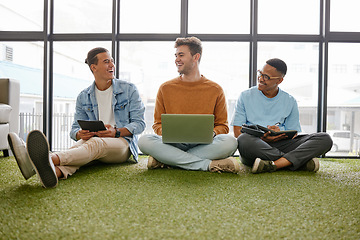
[113,78,138,89]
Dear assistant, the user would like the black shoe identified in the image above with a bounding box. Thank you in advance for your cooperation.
[26,130,58,188]
[252,158,277,174]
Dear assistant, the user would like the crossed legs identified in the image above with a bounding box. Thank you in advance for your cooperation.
[139,134,238,171]
[237,132,333,171]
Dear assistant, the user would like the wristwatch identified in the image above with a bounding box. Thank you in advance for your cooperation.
[115,129,121,138]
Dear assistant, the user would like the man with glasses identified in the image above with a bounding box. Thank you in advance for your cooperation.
[231,58,332,174]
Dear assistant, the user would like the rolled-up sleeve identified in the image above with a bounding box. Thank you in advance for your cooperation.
[231,93,246,127]
[123,84,146,135]
[213,89,229,135]
[70,92,89,141]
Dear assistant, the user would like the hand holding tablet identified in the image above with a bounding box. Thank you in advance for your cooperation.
[241,124,297,139]
[77,120,107,132]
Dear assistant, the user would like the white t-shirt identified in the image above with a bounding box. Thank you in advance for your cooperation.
[95,85,116,126]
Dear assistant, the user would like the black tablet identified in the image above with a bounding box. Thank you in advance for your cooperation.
[241,124,297,139]
[256,125,297,139]
[241,124,265,137]
[77,120,107,132]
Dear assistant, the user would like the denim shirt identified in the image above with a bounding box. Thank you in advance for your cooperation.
[70,79,146,161]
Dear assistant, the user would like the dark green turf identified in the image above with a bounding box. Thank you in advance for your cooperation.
[0,156,359,239]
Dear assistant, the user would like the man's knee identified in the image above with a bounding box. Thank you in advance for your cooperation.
[214,134,237,155]
[236,133,260,161]
[315,132,333,152]
[237,133,254,151]
[138,134,150,153]
[86,137,106,148]
[138,134,160,154]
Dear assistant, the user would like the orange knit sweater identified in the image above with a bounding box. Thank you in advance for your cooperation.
[153,75,229,135]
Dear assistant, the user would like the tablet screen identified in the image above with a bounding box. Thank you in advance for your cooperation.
[77,120,107,132]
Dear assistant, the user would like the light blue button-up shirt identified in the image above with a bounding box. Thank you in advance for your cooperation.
[70,79,146,161]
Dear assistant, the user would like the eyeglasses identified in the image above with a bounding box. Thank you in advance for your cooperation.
[257,70,282,81]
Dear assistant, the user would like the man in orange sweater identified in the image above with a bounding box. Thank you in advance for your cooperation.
[139,37,240,173]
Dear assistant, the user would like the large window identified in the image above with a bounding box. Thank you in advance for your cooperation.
[118,41,249,135]
[0,0,359,157]
[0,41,44,139]
[327,43,360,156]
[52,41,111,151]
[188,0,250,34]
[258,0,319,34]
[54,0,112,33]
[258,42,319,133]
[120,0,181,34]
[0,0,43,31]
[330,0,360,32]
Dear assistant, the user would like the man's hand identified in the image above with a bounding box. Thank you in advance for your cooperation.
[95,124,116,138]
[261,125,287,143]
[233,126,242,138]
[76,124,116,140]
[76,129,96,141]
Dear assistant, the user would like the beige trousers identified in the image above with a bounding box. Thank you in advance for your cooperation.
[56,137,131,179]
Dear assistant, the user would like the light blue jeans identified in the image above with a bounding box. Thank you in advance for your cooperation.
[138,134,237,171]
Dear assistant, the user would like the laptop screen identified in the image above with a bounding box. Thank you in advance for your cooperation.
[161,114,214,144]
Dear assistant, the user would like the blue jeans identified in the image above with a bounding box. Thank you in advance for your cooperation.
[138,134,237,171]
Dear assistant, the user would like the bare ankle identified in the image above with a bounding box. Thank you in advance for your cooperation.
[274,157,292,169]
[55,167,63,178]
[51,153,61,166]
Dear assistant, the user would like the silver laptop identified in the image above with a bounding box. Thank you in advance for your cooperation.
[161,114,214,144]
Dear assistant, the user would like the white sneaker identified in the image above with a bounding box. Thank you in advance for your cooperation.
[26,130,58,188]
[7,133,36,180]
[251,158,277,174]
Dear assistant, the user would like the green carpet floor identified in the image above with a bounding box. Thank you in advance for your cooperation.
[0,156,359,240]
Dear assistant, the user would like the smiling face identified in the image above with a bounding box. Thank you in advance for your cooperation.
[257,63,284,97]
[175,45,199,75]
[91,51,115,82]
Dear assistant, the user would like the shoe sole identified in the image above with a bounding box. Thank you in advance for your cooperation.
[252,158,261,173]
[7,133,35,180]
[27,130,58,188]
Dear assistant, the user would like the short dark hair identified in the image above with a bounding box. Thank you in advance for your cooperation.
[174,36,202,62]
[266,58,287,77]
[85,47,109,69]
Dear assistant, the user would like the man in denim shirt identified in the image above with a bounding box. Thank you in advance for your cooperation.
[8,47,145,188]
